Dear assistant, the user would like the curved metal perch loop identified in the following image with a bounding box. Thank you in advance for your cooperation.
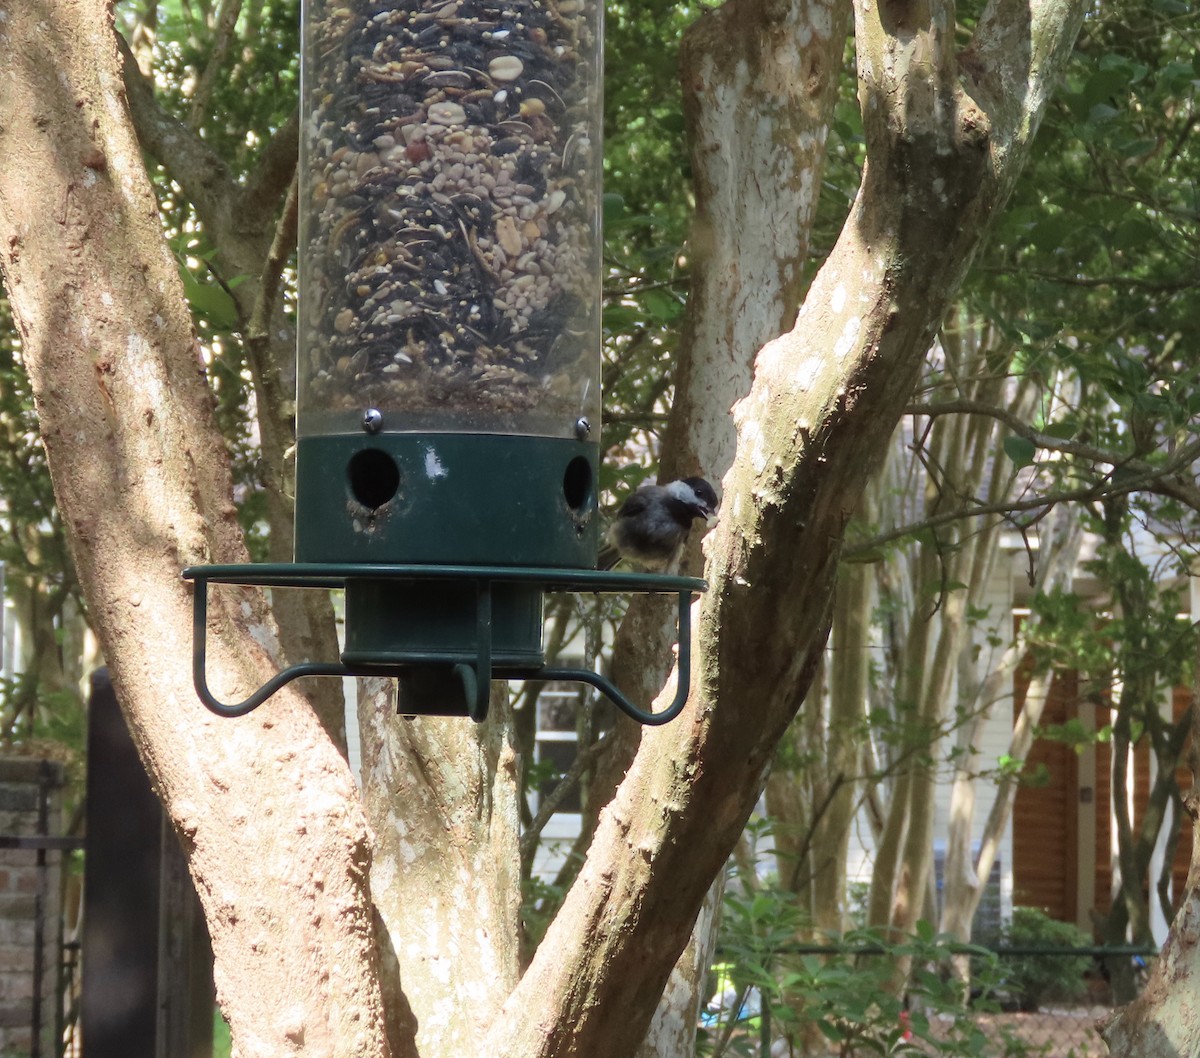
[538,589,694,726]
[184,563,705,724]
[189,569,352,718]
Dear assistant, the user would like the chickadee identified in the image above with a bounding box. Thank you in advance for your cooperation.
[599,476,721,572]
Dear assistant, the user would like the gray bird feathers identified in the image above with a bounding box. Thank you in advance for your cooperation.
[599,476,720,572]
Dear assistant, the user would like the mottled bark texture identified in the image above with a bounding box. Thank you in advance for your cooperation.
[1102,892,1200,1056]
[666,0,851,484]
[0,3,389,1056]
[357,679,522,1058]
[624,6,850,1044]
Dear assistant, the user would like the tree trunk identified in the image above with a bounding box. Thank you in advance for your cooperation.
[666,0,851,485]
[117,34,347,748]
[766,563,861,934]
[637,880,725,1058]
[614,3,851,1048]
[483,0,1087,1050]
[940,497,1084,957]
[0,6,390,1055]
[357,680,522,1057]
[1103,630,1200,1054]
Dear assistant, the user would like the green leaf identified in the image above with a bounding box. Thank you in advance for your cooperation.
[919,579,968,599]
[601,304,643,333]
[1003,435,1037,468]
[178,265,239,330]
[639,287,683,323]
[1160,60,1198,88]
[1041,421,1077,441]
[601,192,626,225]
[816,1020,845,1043]
[1113,215,1157,247]
[1115,138,1159,160]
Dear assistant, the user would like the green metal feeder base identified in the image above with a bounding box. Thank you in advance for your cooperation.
[294,433,599,568]
[182,563,707,724]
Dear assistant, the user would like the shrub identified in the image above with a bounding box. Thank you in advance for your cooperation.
[703,875,1030,1058]
[988,906,1092,1012]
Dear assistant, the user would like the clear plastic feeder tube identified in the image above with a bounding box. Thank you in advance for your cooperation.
[298,0,602,439]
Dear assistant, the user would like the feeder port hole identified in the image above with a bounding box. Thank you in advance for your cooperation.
[348,448,401,510]
[562,455,593,515]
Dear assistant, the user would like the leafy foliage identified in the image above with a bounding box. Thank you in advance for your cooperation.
[971,0,1200,487]
[978,907,1093,1013]
[599,1,711,488]
[704,865,1029,1058]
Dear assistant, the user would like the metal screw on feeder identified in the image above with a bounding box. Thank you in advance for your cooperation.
[183,0,707,723]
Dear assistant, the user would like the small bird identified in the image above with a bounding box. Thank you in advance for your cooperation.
[600,476,720,572]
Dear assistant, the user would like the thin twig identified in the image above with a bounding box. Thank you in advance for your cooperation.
[246,173,299,343]
[188,0,244,131]
[519,734,612,860]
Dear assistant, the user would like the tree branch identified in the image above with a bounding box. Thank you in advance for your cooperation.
[911,398,1200,476]
[116,27,238,231]
[116,24,299,258]
[911,398,1127,463]
[187,0,244,132]
[980,267,1199,292]
[241,109,301,225]
[843,465,1190,560]
[519,736,613,861]
[246,174,298,344]
[851,402,1200,552]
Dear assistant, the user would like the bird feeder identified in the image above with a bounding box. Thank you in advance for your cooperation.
[183,0,705,723]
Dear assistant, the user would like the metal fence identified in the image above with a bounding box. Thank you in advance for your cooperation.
[937,945,1151,1058]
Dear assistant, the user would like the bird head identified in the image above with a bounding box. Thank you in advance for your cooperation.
[668,476,720,526]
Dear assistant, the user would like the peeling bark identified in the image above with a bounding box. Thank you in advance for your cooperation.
[637,880,725,1058]
[667,0,850,484]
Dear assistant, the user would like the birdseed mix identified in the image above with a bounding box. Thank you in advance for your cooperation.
[299,0,600,436]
